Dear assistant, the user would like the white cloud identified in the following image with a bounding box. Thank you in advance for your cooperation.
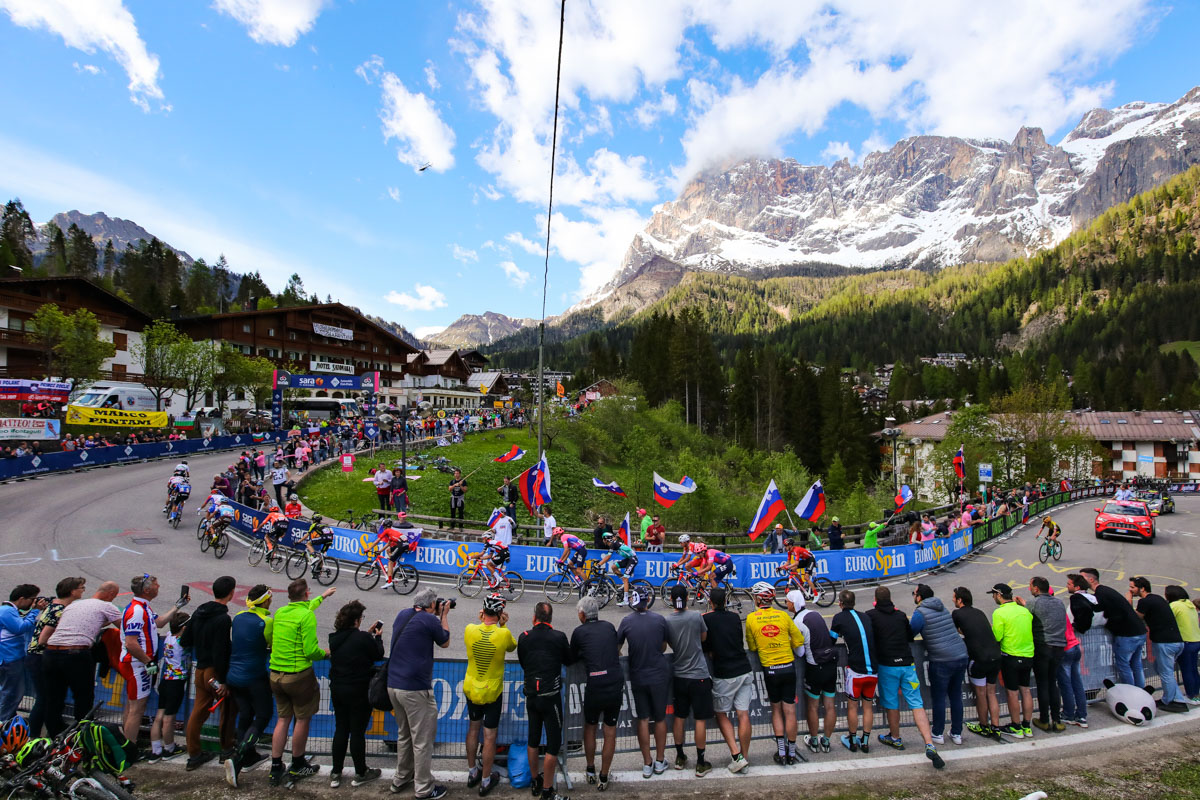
[505,232,542,255]
[1,0,165,111]
[634,90,678,127]
[548,205,647,298]
[413,325,445,339]
[500,261,530,288]
[821,141,853,163]
[212,0,329,47]
[72,61,100,75]
[479,184,502,201]
[358,56,456,173]
[385,284,447,311]
[386,186,401,203]
[858,132,891,162]
[423,60,439,91]
[451,244,478,263]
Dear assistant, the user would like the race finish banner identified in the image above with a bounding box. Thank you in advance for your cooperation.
[65,405,169,428]
[0,418,61,440]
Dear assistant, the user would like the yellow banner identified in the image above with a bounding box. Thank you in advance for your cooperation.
[492,401,503,408]
[65,405,170,428]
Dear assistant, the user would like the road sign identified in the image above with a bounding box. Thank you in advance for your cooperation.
[978,462,993,482]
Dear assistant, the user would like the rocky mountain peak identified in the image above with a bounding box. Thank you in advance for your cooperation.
[35,210,195,265]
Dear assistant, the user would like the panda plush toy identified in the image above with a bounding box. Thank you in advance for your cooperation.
[1102,679,1158,725]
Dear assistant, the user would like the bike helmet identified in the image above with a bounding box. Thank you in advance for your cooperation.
[312,513,323,523]
[482,593,507,616]
[552,526,565,538]
[782,537,795,548]
[678,534,691,545]
[751,581,776,606]
[15,737,48,766]
[690,541,708,554]
[0,716,28,755]
[602,531,615,542]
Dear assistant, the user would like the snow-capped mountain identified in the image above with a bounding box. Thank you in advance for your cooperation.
[582,86,1200,317]
[422,311,538,347]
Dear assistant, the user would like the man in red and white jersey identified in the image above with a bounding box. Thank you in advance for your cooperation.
[119,574,188,747]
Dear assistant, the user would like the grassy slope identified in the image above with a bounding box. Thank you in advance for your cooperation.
[1161,340,1200,365]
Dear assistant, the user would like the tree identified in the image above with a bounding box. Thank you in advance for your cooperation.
[43,222,67,274]
[174,339,218,411]
[26,304,115,385]
[214,347,274,411]
[132,320,188,410]
[65,224,97,276]
[0,199,36,273]
[931,404,1002,501]
[279,273,309,307]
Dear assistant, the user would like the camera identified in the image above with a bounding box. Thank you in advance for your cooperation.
[434,598,456,613]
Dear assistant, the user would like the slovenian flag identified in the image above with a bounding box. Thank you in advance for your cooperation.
[516,452,553,516]
[494,444,526,463]
[486,508,505,528]
[795,480,826,522]
[592,478,626,497]
[748,479,786,541]
[618,512,631,545]
[953,445,966,480]
[653,472,696,508]
[895,484,913,509]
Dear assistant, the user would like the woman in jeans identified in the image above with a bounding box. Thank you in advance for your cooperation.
[328,600,384,787]
[1058,602,1088,726]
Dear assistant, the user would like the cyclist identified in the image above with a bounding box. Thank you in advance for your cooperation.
[596,532,638,606]
[550,527,588,585]
[780,537,818,595]
[201,489,227,524]
[692,545,734,592]
[284,494,304,519]
[377,515,421,590]
[257,505,290,553]
[467,531,510,588]
[208,501,236,542]
[174,460,190,477]
[164,469,189,513]
[302,514,335,561]
[166,474,192,516]
[1035,516,1062,552]
[744,582,805,765]
[671,534,695,571]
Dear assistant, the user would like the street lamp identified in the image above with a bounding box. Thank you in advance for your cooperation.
[999,436,1014,487]
[881,417,902,494]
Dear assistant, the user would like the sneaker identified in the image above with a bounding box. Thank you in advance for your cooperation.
[859,735,870,754]
[653,759,668,775]
[925,745,945,770]
[479,772,500,796]
[597,774,610,791]
[641,764,653,779]
[353,769,382,787]
[998,723,1024,739]
[727,755,749,774]
[772,753,786,766]
[160,745,183,760]
[288,761,319,782]
[1032,719,1051,732]
[144,750,163,763]
[930,734,944,745]
[585,767,596,785]
[674,752,687,770]
[390,779,414,794]
[381,581,394,590]
[804,735,819,753]
[224,758,239,788]
[240,750,268,771]
[966,722,992,739]
[840,734,858,753]
[1022,724,1033,738]
[330,772,342,788]
[950,734,963,745]
[186,751,215,771]
[416,785,448,800]
[1063,717,1082,726]
[269,764,285,787]
[878,733,904,750]
[219,747,236,764]
[820,737,830,753]
[1077,718,1089,729]
[468,767,483,788]
[695,760,711,777]
[531,774,543,797]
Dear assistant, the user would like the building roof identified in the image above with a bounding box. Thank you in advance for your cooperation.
[179,302,419,354]
[422,349,466,367]
[0,275,151,324]
[466,371,504,389]
[892,409,1200,443]
[458,349,489,363]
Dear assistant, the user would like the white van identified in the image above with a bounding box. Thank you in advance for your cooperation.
[69,381,181,412]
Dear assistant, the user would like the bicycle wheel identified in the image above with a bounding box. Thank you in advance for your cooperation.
[196,520,206,540]
[247,540,266,566]
[1038,541,1051,563]
[170,512,180,530]
[457,568,484,598]
[266,547,287,574]
[355,560,382,591]
[499,572,525,603]
[812,577,835,608]
[285,551,309,579]
[583,578,613,609]
[392,564,419,595]
[659,577,685,606]
[543,573,575,603]
[726,588,753,619]
[1052,541,1063,561]
[199,531,211,553]
[630,579,655,609]
[772,577,792,609]
[213,532,229,559]
[87,771,137,800]
[314,554,341,586]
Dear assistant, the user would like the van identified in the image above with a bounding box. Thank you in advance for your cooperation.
[69,381,180,412]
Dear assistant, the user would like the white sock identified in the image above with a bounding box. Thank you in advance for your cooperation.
[151,740,162,754]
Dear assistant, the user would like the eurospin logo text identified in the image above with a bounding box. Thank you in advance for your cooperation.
[843,549,907,576]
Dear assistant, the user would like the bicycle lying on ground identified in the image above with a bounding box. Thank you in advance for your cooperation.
[456,552,525,602]
[772,565,836,608]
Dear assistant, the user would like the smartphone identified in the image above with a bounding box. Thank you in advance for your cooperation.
[179,585,191,603]
[372,619,384,631]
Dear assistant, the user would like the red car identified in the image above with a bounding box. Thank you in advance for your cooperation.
[1094,499,1155,543]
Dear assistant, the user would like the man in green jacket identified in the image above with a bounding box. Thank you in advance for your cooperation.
[862,520,887,549]
[268,579,336,787]
[638,508,652,544]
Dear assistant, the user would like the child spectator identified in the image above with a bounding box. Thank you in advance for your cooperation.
[148,612,191,761]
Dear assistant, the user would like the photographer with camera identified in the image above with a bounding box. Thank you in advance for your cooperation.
[388,589,452,800]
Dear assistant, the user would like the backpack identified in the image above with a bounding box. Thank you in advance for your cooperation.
[81,722,133,774]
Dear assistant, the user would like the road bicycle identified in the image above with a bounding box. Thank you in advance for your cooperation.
[247,532,288,573]
[543,558,593,603]
[581,561,655,610]
[1038,537,1063,563]
[198,518,230,559]
[456,552,525,602]
[772,565,836,608]
[285,545,341,585]
[354,541,419,594]
[165,493,187,529]
[340,508,380,530]
[659,565,751,617]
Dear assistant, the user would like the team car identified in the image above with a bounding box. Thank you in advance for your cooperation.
[1134,489,1175,516]
[1094,499,1155,543]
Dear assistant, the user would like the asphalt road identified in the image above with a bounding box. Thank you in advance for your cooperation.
[2,453,1198,659]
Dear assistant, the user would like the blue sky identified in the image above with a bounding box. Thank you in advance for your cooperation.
[0,0,1197,338]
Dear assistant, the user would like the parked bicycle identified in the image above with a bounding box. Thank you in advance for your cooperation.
[772,565,835,608]
[354,541,419,595]
[581,562,655,610]
[340,509,379,530]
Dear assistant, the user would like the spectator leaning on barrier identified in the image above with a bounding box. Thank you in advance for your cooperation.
[0,584,47,723]
[744,583,804,766]
[572,596,624,788]
[1026,577,1067,732]
[1165,585,1200,704]
[224,585,275,786]
[43,580,121,736]
[517,602,573,800]
[117,574,187,750]
[990,583,1034,739]
[388,588,451,800]
[26,576,85,737]
[1080,567,1147,688]
[463,594,515,796]
[645,516,666,552]
[1065,573,1104,635]
[183,575,237,771]
[327,600,385,788]
[867,585,943,769]
[952,587,1004,739]
[830,589,876,754]
[827,517,844,550]
[1130,577,1187,712]
[790,590,838,755]
[909,584,968,746]
[701,588,751,773]
[665,584,713,776]
[617,589,671,778]
[591,515,613,550]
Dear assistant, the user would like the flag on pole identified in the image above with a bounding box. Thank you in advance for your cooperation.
[748,479,787,541]
[895,484,914,509]
[617,512,632,545]
[556,381,565,397]
[953,445,966,480]
[592,478,626,497]
[486,508,505,528]
[516,452,553,515]
[493,444,526,463]
[794,480,827,522]
[652,472,696,508]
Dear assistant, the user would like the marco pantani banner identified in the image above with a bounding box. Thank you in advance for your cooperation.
[65,405,169,428]
[0,418,61,440]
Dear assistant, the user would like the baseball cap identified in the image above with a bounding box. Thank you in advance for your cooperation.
[775,523,784,530]
[786,590,805,611]
[630,589,650,610]
[670,584,689,610]
[832,517,840,523]
[990,583,1013,598]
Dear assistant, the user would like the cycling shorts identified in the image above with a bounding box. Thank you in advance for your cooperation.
[712,561,734,582]
[969,658,1001,687]
[566,549,586,567]
[486,547,510,566]
[309,534,333,552]
[118,660,154,701]
[796,556,816,573]
[761,662,796,705]
[583,685,622,727]
[466,698,502,729]
[612,557,637,577]
[1000,655,1032,689]
[526,693,563,751]
[804,660,838,699]
[844,667,878,700]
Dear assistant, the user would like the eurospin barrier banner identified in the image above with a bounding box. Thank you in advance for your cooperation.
[0,431,290,481]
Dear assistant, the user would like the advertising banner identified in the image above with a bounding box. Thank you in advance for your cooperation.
[0,379,73,402]
[278,373,363,391]
[313,322,353,341]
[65,405,169,428]
[0,418,61,440]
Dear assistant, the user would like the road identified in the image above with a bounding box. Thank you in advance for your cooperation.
[2,453,1199,658]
